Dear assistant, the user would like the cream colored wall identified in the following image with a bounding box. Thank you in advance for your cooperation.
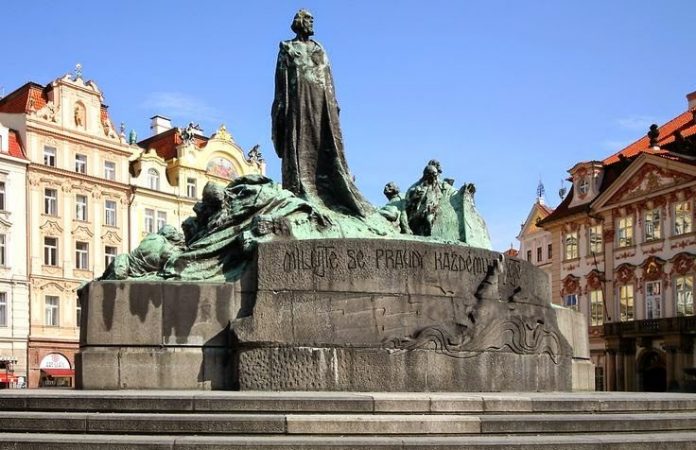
[129,126,265,250]
[0,147,30,379]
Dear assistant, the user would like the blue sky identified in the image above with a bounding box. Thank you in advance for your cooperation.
[3,1,696,250]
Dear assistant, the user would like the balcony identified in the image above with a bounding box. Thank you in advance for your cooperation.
[604,316,696,338]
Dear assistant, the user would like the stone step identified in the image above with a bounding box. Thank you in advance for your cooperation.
[1,432,696,449]
[2,391,696,414]
[1,411,695,435]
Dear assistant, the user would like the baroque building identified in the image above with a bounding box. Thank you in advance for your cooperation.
[0,121,29,387]
[0,70,132,388]
[129,117,265,246]
[539,90,696,392]
[517,182,555,288]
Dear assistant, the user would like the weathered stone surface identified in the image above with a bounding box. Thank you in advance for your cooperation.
[79,239,580,391]
[236,347,571,392]
[285,414,481,435]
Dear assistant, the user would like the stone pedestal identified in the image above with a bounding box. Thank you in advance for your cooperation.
[78,239,586,391]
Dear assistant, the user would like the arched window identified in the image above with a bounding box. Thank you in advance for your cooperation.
[147,168,160,190]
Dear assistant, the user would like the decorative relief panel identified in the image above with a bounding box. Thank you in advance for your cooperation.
[39,220,63,237]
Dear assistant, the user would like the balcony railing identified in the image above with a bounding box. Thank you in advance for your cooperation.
[604,315,696,337]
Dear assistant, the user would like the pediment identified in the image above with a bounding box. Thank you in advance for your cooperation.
[72,225,94,240]
[594,154,696,210]
[101,230,122,245]
[40,220,63,236]
[609,164,689,204]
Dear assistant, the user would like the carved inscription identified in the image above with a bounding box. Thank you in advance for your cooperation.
[281,244,521,285]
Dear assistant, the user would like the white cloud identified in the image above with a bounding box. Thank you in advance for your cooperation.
[615,115,656,131]
[140,92,223,125]
[599,139,631,151]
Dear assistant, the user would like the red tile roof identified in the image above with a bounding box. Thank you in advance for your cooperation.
[0,82,47,114]
[137,127,207,160]
[6,129,27,160]
[603,110,696,164]
[541,105,696,227]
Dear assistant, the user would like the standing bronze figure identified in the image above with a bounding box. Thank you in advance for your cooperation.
[271,9,372,217]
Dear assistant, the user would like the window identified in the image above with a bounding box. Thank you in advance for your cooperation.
[44,189,58,215]
[156,211,167,231]
[526,250,531,262]
[675,201,692,236]
[645,281,662,319]
[564,231,578,260]
[75,194,88,221]
[676,275,694,316]
[547,243,552,260]
[588,224,603,255]
[563,294,578,311]
[104,161,116,181]
[75,154,87,174]
[44,237,58,266]
[45,296,59,327]
[0,234,5,266]
[43,146,56,166]
[76,303,82,328]
[617,216,633,247]
[536,247,542,263]
[0,292,6,327]
[104,200,117,226]
[75,242,89,270]
[105,246,117,267]
[590,289,603,326]
[186,178,197,198]
[147,169,160,190]
[619,285,634,321]
[644,209,661,241]
[0,181,5,210]
[578,177,589,195]
[144,209,155,233]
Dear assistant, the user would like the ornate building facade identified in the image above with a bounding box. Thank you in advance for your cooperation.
[0,122,29,387]
[0,71,132,388]
[539,91,696,392]
[129,118,265,247]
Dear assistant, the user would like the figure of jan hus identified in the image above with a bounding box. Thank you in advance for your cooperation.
[271,9,372,217]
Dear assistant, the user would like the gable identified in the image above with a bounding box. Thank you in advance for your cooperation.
[518,203,553,238]
[605,164,691,206]
[593,154,696,210]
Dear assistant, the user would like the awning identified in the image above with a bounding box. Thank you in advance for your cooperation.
[41,369,74,377]
[0,373,17,382]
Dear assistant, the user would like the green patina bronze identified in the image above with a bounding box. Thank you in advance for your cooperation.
[94,10,492,283]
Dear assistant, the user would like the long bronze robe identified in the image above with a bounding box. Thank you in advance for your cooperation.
[271,38,372,217]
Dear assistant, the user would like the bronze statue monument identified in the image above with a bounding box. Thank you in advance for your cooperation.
[272,9,372,217]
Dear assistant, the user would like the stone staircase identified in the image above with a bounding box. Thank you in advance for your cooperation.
[0,391,695,449]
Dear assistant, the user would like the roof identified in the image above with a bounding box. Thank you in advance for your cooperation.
[7,129,27,160]
[0,82,47,114]
[603,110,696,164]
[137,127,207,160]
[540,104,696,227]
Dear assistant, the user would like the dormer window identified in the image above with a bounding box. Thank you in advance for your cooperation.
[578,177,590,196]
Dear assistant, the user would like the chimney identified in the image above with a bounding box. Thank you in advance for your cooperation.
[687,91,696,111]
[150,115,172,135]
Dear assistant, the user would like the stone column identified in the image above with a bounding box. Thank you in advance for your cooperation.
[606,349,616,391]
[621,339,636,391]
[616,348,625,391]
